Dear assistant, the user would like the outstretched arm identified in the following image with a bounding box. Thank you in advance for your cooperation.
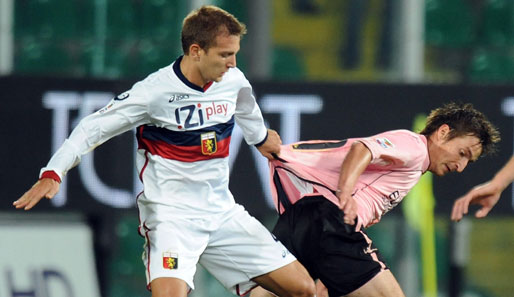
[451,156,514,221]
[13,90,148,211]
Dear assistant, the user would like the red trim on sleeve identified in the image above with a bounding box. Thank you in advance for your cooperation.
[39,171,61,183]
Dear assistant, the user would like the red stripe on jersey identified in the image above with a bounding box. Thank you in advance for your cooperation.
[143,223,152,291]
[139,151,150,182]
[139,136,231,162]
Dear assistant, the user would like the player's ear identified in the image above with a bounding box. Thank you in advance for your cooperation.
[189,44,202,61]
[437,124,451,140]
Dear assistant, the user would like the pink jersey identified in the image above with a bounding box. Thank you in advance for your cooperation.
[269,129,430,229]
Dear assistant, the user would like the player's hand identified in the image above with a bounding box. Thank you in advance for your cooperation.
[256,129,282,160]
[338,192,357,226]
[13,178,60,210]
[451,181,502,221]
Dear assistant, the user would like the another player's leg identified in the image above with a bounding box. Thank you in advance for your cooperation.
[271,196,402,297]
[315,280,329,297]
[345,270,405,297]
[202,204,315,297]
[251,260,315,297]
[150,277,188,297]
[249,286,277,297]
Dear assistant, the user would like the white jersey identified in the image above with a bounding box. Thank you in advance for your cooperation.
[41,56,268,218]
[41,56,296,293]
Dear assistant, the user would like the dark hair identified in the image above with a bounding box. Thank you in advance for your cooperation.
[419,102,500,156]
[181,5,247,54]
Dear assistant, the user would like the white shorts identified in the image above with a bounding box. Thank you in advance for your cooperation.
[140,204,296,296]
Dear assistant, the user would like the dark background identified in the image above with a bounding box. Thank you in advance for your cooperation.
[3,76,514,220]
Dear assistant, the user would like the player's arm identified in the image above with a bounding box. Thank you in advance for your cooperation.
[234,86,279,159]
[14,91,149,210]
[452,156,514,221]
[488,155,514,191]
[337,141,372,225]
[256,129,282,160]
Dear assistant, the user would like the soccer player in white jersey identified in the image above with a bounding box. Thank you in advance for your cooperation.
[253,103,500,297]
[14,5,315,297]
[452,155,514,221]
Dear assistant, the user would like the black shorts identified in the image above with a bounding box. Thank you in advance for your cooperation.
[272,196,388,296]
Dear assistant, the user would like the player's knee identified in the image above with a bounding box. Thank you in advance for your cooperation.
[291,278,316,297]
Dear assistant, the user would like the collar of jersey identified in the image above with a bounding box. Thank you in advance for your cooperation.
[173,55,209,93]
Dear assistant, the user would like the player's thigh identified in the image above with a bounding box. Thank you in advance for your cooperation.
[252,260,315,296]
[275,197,389,296]
[142,219,208,291]
[150,277,188,297]
[345,270,405,297]
[249,286,277,297]
[200,205,301,295]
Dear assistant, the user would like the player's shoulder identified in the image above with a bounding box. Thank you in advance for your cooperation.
[379,129,419,138]
[129,64,170,92]
[221,67,251,87]
[375,129,425,147]
[227,66,246,77]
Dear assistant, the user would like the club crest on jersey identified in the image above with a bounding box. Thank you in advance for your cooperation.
[376,137,394,149]
[201,132,217,155]
[163,252,178,270]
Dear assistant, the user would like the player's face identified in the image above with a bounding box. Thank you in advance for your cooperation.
[427,126,482,176]
[198,33,240,84]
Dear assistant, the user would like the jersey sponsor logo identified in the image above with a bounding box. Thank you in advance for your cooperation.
[174,102,230,129]
[201,132,217,155]
[168,94,189,103]
[175,104,204,129]
[376,137,394,149]
[162,252,178,269]
[114,92,130,101]
[204,102,228,120]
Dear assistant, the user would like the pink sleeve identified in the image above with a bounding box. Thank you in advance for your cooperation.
[357,130,425,168]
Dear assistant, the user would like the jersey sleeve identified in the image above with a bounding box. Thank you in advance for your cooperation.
[234,85,267,146]
[40,85,151,180]
[357,130,427,169]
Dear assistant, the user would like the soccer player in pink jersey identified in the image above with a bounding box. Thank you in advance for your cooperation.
[254,102,500,297]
